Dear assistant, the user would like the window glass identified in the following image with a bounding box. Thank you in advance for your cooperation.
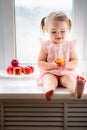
[15,0,72,64]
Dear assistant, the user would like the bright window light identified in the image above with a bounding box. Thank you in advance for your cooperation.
[15,0,72,65]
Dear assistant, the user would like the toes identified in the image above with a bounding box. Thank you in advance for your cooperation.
[77,75,86,82]
[45,90,54,101]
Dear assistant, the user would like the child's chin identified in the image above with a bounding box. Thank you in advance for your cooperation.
[54,39,63,44]
[56,41,63,44]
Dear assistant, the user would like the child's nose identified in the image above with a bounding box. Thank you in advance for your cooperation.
[56,32,61,37]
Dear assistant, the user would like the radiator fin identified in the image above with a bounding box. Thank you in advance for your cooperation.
[67,102,87,130]
[4,101,64,130]
[0,100,87,130]
[0,103,1,129]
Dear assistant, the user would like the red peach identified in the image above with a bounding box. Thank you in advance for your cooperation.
[27,66,34,73]
[23,66,31,74]
[6,66,14,74]
[18,66,24,73]
[13,66,22,75]
[11,59,19,67]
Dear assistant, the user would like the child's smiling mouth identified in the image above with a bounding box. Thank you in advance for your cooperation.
[56,37,62,40]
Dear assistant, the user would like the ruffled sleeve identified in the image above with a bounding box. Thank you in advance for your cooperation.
[71,40,77,48]
[70,40,77,51]
[39,38,48,54]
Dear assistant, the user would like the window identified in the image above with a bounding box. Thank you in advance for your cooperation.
[15,0,72,65]
[0,0,87,77]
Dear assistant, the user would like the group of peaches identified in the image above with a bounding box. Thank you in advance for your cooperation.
[6,59,34,75]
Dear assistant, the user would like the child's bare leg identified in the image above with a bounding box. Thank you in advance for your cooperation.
[75,76,86,98]
[42,73,58,101]
[60,74,76,94]
[60,75,86,98]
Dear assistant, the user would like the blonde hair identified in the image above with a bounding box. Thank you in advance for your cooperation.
[40,11,72,33]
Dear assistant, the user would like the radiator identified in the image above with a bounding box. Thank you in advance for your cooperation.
[0,99,87,130]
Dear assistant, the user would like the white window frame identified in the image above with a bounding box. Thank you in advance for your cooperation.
[0,0,15,69]
[0,0,87,75]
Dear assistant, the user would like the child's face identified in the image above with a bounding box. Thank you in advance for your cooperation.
[46,20,69,44]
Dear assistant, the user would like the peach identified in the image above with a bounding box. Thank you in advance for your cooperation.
[13,66,22,75]
[11,59,19,67]
[23,66,31,74]
[27,66,34,73]
[55,58,64,66]
[6,66,14,74]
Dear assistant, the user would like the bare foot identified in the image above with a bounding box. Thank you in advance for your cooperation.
[75,76,86,99]
[45,90,54,101]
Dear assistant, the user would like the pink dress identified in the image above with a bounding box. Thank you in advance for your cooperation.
[37,38,77,85]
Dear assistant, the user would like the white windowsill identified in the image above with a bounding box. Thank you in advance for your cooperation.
[0,70,87,100]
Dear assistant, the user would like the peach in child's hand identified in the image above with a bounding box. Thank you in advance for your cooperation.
[55,58,64,66]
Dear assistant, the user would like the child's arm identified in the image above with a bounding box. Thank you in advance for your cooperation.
[66,47,79,70]
[37,47,57,70]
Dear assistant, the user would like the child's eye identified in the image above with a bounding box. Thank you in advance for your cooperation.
[61,31,65,33]
[51,31,56,34]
